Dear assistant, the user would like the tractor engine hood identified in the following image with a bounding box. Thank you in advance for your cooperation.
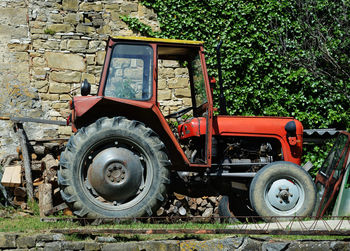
[178,115,303,139]
[213,115,303,138]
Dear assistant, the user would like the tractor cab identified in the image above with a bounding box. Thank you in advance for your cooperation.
[72,36,214,168]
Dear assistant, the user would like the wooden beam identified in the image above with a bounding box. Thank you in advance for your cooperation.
[15,123,33,201]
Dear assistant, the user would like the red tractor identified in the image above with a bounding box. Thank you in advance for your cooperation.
[58,36,316,220]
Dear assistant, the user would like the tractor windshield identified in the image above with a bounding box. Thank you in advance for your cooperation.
[191,54,207,108]
[104,44,153,100]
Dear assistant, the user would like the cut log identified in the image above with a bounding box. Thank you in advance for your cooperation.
[202,208,214,217]
[174,192,185,200]
[156,207,165,216]
[41,154,58,183]
[178,206,187,216]
[63,208,73,216]
[38,183,53,217]
[41,154,58,170]
[1,165,22,187]
[200,200,208,207]
[33,145,45,156]
[14,187,27,198]
[33,177,44,186]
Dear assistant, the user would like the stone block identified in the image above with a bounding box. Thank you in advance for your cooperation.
[287,241,330,251]
[50,13,63,23]
[64,13,78,25]
[159,68,175,79]
[49,81,71,94]
[46,52,85,71]
[30,21,46,29]
[158,79,167,89]
[67,39,88,52]
[38,85,49,93]
[33,81,48,89]
[7,43,29,52]
[87,66,103,75]
[32,57,46,67]
[120,2,138,14]
[86,54,95,65]
[63,0,79,11]
[62,241,85,250]
[79,2,103,12]
[31,28,45,34]
[43,40,60,50]
[48,24,74,33]
[96,51,106,65]
[82,73,96,84]
[183,98,192,106]
[60,94,72,101]
[44,241,62,251]
[32,67,47,80]
[0,233,17,248]
[14,52,29,61]
[33,40,44,49]
[60,40,67,50]
[162,60,180,68]
[105,3,122,11]
[168,78,188,89]
[58,126,72,135]
[175,68,188,76]
[158,90,172,100]
[97,25,111,35]
[0,8,27,25]
[175,88,191,98]
[76,24,96,34]
[84,242,101,251]
[40,93,59,101]
[50,71,81,83]
[17,235,36,248]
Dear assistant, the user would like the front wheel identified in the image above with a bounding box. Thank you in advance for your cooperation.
[249,161,316,221]
[58,117,170,218]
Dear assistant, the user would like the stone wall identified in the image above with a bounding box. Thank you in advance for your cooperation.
[0,0,163,160]
[0,232,349,250]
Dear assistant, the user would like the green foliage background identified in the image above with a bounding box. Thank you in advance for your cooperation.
[122,0,350,171]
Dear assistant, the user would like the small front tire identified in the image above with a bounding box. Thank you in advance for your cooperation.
[249,161,316,221]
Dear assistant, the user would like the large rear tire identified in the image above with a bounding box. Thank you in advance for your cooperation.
[249,161,316,221]
[58,117,170,218]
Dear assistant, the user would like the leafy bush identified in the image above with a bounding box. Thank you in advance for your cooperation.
[122,0,350,171]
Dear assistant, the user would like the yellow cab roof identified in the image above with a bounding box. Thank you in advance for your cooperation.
[111,36,204,59]
[111,36,204,46]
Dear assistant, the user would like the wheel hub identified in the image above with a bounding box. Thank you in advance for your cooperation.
[105,163,127,184]
[267,179,300,211]
[87,147,143,202]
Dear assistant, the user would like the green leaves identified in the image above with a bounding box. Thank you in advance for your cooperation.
[123,0,349,131]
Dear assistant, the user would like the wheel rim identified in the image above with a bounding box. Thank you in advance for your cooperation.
[264,177,305,215]
[79,136,154,212]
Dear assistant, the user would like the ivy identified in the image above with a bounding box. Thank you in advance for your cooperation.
[122,0,350,172]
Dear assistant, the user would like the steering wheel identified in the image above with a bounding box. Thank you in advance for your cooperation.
[165,106,193,119]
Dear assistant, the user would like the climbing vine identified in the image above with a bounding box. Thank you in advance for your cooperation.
[122,0,350,171]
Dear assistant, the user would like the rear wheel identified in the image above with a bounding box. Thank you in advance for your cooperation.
[58,117,170,218]
[249,161,316,221]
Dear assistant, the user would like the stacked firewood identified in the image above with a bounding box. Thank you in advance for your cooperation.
[156,192,222,218]
[0,140,70,216]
